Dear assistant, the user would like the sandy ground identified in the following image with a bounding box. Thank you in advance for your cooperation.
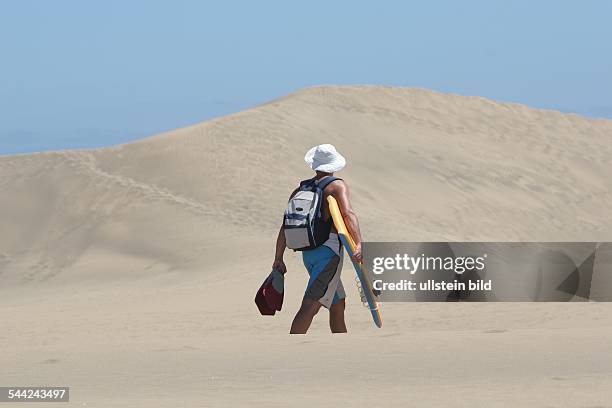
[2,86,612,407]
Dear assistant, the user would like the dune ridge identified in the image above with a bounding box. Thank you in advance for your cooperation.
[2,85,612,283]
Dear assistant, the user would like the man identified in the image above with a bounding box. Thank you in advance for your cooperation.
[272,144,363,334]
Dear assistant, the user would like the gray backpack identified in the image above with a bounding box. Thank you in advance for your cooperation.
[283,176,339,251]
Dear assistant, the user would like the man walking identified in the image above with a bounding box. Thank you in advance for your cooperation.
[272,144,363,334]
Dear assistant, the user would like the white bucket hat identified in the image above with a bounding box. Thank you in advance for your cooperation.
[304,144,346,173]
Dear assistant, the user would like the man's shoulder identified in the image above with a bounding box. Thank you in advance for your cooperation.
[324,177,346,193]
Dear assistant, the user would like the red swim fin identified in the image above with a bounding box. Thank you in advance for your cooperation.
[264,269,284,311]
[255,276,276,315]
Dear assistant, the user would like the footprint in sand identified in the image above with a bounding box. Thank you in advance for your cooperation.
[483,329,508,334]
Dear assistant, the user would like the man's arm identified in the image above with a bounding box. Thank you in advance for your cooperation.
[272,224,287,274]
[272,188,299,274]
[330,181,363,262]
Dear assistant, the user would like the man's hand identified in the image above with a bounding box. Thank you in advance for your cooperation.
[351,243,362,264]
[272,258,287,274]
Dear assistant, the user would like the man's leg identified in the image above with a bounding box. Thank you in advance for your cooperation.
[290,298,322,334]
[329,298,347,333]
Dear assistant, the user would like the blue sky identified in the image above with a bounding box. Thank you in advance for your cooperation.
[1,0,611,154]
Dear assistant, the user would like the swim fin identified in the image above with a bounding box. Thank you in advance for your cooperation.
[255,269,285,315]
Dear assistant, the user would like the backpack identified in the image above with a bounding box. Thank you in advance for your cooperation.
[283,176,340,251]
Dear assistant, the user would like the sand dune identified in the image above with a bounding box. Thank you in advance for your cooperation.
[2,86,612,407]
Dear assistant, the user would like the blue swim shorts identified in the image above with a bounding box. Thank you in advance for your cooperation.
[302,244,346,308]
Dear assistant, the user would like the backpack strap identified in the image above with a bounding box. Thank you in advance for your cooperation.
[316,176,341,191]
